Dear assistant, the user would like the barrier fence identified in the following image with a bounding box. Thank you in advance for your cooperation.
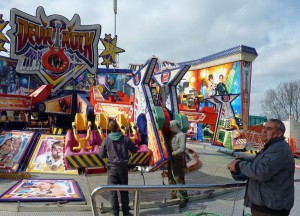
[90,183,246,216]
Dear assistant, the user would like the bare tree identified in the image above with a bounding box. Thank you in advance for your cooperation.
[261,80,300,121]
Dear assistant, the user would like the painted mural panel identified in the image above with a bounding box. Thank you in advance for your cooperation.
[0,130,34,171]
[0,179,84,202]
[7,7,101,93]
[0,58,24,95]
[179,61,242,117]
[26,134,77,174]
[96,73,133,100]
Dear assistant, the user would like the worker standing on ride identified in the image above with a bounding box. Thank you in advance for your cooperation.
[99,119,137,216]
[167,120,189,208]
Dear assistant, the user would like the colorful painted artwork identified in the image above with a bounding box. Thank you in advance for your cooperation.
[7,6,101,93]
[0,57,40,96]
[0,130,34,171]
[43,95,73,114]
[26,134,77,174]
[96,73,132,100]
[179,61,242,117]
[0,179,84,202]
[63,70,95,92]
[0,58,25,95]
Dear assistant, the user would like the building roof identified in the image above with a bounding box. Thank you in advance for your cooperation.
[178,45,258,66]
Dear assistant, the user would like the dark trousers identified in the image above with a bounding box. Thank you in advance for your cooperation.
[251,208,289,216]
[167,156,188,201]
[107,165,130,216]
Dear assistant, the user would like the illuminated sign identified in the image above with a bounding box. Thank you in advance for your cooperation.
[7,7,101,92]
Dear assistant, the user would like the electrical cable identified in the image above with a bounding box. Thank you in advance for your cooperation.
[140,168,145,185]
[231,181,240,216]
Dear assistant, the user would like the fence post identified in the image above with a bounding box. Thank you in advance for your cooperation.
[134,189,141,216]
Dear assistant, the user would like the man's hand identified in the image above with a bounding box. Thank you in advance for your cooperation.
[227,159,240,172]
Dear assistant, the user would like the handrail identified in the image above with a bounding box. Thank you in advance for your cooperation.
[90,183,246,216]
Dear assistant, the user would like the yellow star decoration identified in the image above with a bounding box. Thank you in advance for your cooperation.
[0,42,6,52]
[101,56,112,67]
[0,14,9,52]
[99,34,125,68]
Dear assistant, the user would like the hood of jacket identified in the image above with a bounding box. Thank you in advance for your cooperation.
[170,120,181,134]
[109,132,123,141]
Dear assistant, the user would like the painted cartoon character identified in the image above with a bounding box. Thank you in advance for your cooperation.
[0,137,14,165]
[35,140,64,171]
[207,74,216,98]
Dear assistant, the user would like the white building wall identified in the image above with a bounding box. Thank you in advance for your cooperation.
[283,120,300,140]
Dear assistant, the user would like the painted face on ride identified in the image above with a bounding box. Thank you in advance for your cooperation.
[219,75,224,82]
[12,137,22,149]
[51,143,63,160]
[35,181,53,191]
[0,139,12,153]
[261,121,283,144]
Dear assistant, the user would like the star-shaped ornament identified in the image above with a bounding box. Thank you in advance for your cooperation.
[100,56,112,68]
[99,34,125,68]
[0,42,7,52]
[0,14,9,47]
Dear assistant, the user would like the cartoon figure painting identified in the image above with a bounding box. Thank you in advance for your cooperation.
[0,137,14,165]
[216,74,228,95]
[34,140,64,171]
[0,131,34,170]
[206,74,216,98]
[0,179,84,201]
[26,134,77,174]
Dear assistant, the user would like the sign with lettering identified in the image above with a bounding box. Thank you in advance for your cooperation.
[7,7,101,92]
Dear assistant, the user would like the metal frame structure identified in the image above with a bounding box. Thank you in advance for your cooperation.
[90,183,246,216]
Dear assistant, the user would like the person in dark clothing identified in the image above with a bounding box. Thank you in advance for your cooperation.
[99,119,138,216]
[215,74,228,95]
[227,119,295,216]
[167,120,189,208]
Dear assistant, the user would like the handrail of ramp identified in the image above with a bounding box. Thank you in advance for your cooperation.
[90,183,246,216]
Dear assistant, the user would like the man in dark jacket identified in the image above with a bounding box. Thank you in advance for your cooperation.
[227,119,295,216]
[99,119,137,216]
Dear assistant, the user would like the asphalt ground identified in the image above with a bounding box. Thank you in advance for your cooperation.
[0,141,299,216]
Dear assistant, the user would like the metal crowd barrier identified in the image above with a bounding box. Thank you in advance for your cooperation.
[90,183,246,216]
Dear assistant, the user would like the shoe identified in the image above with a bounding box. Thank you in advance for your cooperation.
[170,195,177,200]
[179,202,187,208]
[179,199,188,208]
[123,212,133,216]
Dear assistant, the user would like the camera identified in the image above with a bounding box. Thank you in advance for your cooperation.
[231,171,248,182]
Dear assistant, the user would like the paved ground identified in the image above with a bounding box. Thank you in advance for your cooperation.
[0,141,299,216]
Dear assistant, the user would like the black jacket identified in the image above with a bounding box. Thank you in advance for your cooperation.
[238,137,295,212]
[99,135,137,166]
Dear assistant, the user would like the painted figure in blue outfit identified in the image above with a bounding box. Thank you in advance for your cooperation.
[215,74,228,95]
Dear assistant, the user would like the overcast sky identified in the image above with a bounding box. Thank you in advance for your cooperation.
[1,0,300,117]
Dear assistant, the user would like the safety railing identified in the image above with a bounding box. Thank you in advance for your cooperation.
[90,183,246,216]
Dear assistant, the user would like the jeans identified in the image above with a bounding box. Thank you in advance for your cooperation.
[107,165,130,215]
[251,208,290,216]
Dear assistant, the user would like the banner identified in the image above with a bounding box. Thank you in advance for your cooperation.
[7,6,101,92]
